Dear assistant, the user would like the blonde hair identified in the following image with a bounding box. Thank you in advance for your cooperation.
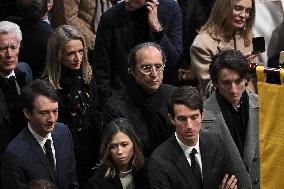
[44,25,92,89]
[201,0,255,46]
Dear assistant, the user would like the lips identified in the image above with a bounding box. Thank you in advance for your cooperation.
[117,157,126,162]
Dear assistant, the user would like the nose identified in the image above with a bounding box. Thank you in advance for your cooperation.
[117,146,123,154]
[48,112,57,123]
[149,66,158,77]
[74,52,82,62]
[186,119,193,129]
[5,48,12,58]
[231,82,238,93]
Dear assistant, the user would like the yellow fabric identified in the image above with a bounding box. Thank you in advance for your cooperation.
[257,67,284,188]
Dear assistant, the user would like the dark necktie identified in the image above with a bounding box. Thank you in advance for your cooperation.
[44,139,56,171]
[190,148,203,188]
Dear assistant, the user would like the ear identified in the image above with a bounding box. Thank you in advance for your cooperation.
[168,114,175,126]
[23,108,32,120]
[200,110,204,120]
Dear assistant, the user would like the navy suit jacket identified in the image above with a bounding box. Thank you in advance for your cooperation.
[148,130,250,189]
[93,0,182,105]
[1,123,79,189]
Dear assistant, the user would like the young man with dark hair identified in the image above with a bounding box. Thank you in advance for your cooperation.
[204,49,259,189]
[148,86,251,189]
[1,79,78,189]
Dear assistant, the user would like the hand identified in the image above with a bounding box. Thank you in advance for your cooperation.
[243,51,258,64]
[220,174,237,189]
[146,0,161,32]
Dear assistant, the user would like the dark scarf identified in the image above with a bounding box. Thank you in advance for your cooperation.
[126,78,171,156]
[216,90,249,157]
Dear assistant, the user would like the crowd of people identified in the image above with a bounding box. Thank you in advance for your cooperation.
[2,0,280,188]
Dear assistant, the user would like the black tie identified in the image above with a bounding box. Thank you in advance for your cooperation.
[44,139,55,171]
[190,148,203,188]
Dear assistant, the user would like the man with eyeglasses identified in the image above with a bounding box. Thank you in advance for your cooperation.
[103,42,176,158]
[0,21,32,187]
[203,49,259,189]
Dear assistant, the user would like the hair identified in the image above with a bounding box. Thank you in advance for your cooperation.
[18,0,48,22]
[44,25,92,89]
[23,179,57,189]
[128,42,167,68]
[99,118,144,178]
[209,49,247,85]
[20,79,59,113]
[168,86,203,118]
[0,21,22,44]
[201,0,255,46]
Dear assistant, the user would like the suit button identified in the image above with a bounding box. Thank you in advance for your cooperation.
[253,179,259,184]
[253,156,258,161]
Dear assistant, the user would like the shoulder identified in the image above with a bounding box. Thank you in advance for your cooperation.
[191,31,216,49]
[159,0,180,9]
[101,3,126,20]
[150,135,176,161]
[87,165,116,188]
[248,91,258,107]
[16,62,33,82]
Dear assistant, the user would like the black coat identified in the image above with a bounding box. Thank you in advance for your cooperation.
[86,165,148,189]
[103,82,176,158]
[56,68,102,187]
[20,20,53,79]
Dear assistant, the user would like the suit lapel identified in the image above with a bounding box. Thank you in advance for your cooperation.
[25,127,56,182]
[243,97,259,168]
[199,131,213,187]
[0,89,11,125]
[170,135,198,188]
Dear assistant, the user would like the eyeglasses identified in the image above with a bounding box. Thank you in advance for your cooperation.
[137,64,165,75]
[233,5,252,15]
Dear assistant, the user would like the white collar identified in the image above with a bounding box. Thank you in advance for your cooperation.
[28,123,53,149]
[175,132,201,159]
[0,70,15,78]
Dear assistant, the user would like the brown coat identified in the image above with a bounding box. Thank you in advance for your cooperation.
[190,31,258,98]
[52,0,111,49]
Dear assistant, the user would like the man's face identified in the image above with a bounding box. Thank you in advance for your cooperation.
[0,32,19,75]
[170,104,203,147]
[215,68,246,106]
[131,47,164,94]
[124,0,147,11]
[24,95,59,138]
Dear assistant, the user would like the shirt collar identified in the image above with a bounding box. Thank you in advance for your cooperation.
[0,70,15,78]
[175,132,201,158]
[28,123,53,148]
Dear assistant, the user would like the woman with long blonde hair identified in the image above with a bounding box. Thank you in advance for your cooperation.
[190,0,258,98]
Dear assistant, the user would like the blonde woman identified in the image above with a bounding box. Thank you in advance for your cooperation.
[190,0,258,99]
[44,24,101,187]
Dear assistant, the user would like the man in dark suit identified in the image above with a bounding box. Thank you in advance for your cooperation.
[18,0,53,79]
[93,0,182,106]
[1,79,79,189]
[148,86,252,189]
[0,21,33,187]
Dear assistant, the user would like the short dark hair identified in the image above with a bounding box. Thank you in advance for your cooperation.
[20,79,59,113]
[128,42,167,68]
[18,0,48,22]
[209,49,247,85]
[100,118,144,178]
[168,86,203,117]
[24,179,57,189]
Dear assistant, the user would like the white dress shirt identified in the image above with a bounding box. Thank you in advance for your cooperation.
[175,132,203,176]
[28,123,56,166]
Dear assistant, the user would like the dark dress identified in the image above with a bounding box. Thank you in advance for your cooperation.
[56,66,102,187]
[86,165,148,189]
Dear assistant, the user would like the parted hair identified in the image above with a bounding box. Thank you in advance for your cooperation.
[209,49,248,85]
[99,118,144,178]
[45,24,92,89]
[200,0,255,46]
[168,86,204,117]
[20,79,59,113]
